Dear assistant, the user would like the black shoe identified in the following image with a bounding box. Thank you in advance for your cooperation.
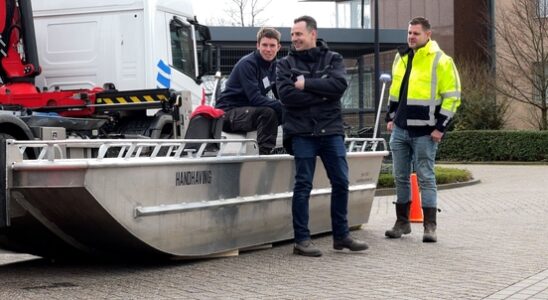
[333,236,369,251]
[293,240,322,257]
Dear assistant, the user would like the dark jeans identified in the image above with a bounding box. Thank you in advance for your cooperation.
[222,106,278,151]
[291,135,350,242]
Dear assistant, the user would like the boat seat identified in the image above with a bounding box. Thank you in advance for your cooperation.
[184,114,224,154]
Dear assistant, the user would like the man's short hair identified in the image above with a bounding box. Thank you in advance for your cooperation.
[294,15,317,32]
[409,16,431,31]
[257,27,281,44]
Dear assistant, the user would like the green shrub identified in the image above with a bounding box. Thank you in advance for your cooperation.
[377,166,473,189]
[377,173,395,188]
[437,130,548,162]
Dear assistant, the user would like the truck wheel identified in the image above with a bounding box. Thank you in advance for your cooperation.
[0,133,15,140]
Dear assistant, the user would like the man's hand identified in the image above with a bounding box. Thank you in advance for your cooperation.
[387,121,394,133]
[295,77,305,90]
[431,129,444,143]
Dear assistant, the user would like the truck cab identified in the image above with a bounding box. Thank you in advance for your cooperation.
[31,0,211,108]
[0,0,213,142]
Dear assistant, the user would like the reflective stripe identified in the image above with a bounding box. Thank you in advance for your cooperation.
[440,108,455,127]
[407,119,436,126]
[440,108,455,118]
[389,112,396,119]
[430,52,442,101]
[407,98,441,106]
[429,52,443,125]
[441,91,461,98]
[389,95,398,102]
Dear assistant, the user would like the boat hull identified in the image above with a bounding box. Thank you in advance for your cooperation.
[1,139,387,258]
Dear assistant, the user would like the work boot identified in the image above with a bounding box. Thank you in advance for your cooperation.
[333,236,369,251]
[422,207,438,243]
[293,240,322,257]
[385,202,412,238]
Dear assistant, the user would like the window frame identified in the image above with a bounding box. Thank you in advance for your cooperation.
[538,0,548,18]
[533,62,548,104]
[169,17,197,79]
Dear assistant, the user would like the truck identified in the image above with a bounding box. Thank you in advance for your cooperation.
[1,0,215,144]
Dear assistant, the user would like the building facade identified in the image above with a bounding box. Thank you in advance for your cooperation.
[311,0,548,130]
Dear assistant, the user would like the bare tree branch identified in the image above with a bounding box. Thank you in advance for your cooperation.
[217,0,271,27]
[494,0,548,129]
[250,0,272,26]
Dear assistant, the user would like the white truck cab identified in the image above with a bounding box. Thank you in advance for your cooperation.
[31,0,211,108]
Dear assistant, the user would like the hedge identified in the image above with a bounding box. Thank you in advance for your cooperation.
[377,166,473,188]
[436,130,548,162]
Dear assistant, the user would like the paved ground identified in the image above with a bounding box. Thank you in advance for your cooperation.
[0,164,546,299]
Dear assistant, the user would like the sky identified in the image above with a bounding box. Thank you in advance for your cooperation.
[192,0,336,27]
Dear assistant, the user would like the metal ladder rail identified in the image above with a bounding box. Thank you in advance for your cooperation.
[345,138,387,153]
[6,139,259,162]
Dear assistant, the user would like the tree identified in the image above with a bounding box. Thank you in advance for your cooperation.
[494,0,548,130]
[452,59,509,130]
[225,0,272,27]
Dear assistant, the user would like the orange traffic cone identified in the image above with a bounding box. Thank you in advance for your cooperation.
[409,173,423,223]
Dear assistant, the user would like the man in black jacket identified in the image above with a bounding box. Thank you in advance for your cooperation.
[215,27,282,155]
[276,16,368,257]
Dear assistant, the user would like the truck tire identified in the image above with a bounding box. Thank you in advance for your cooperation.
[0,133,15,140]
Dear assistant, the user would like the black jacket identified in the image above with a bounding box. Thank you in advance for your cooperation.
[215,50,281,117]
[276,40,348,139]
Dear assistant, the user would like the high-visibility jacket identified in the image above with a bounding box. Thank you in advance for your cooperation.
[386,40,461,132]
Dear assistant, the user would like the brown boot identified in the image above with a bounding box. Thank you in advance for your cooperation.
[385,202,412,238]
[422,207,437,243]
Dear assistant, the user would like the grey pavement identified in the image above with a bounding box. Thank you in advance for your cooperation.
[0,164,547,299]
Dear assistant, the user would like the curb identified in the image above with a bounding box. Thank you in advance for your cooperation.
[374,179,482,196]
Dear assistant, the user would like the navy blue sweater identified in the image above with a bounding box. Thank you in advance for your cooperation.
[215,50,281,118]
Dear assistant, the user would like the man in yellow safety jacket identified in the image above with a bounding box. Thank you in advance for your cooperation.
[385,16,461,243]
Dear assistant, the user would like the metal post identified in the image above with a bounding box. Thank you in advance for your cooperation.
[216,45,222,73]
[373,74,391,139]
[374,0,380,132]
[361,0,365,29]
[358,56,365,129]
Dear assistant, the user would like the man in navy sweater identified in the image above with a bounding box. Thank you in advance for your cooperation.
[215,27,282,155]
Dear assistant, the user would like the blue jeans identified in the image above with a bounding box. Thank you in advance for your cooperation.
[291,135,349,242]
[389,126,438,208]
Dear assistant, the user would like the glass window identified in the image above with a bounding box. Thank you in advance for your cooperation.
[533,62,548,103]
[539,0,548,18]
[336,0,370,28]
[342,69,373,109]
[170,19,196,78]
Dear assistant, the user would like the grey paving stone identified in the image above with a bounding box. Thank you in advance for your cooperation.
[0,164,547,299]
